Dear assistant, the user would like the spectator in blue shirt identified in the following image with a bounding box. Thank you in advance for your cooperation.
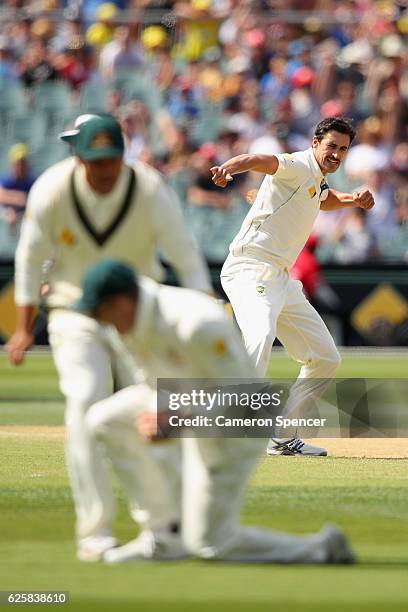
[0,37,18,81]
[0,144,36,226]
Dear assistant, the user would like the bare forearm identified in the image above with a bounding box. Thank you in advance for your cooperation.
[0,188,28,207]
[220,154,278,176]
[6,305,38,365]
[16,305,38,333]
[211,154,279,188]
[321,189,374,211]
[320,190,356,211]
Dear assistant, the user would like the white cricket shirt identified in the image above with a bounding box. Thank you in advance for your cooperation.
[15,157,211,307]
[123,277,255,385]
[229,148,329,269]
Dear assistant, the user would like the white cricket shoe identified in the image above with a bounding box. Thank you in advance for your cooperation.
[77,535,118,562]
[319,524,356,564]
[266,437,327,456]
[103,530,188,564]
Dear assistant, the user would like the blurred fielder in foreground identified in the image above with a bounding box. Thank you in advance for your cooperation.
[211,117,375,457]
[6,114,211,561]
[82,258,354,565]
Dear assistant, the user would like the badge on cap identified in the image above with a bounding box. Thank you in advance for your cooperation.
[90,131,114,149]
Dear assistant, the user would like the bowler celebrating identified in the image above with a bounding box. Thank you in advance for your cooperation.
[6,114,211,561]
[211,117,374,457]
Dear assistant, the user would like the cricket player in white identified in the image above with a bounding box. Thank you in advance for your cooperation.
[6,114,212,561]
[81,259,355,564]
[211,117,375,456]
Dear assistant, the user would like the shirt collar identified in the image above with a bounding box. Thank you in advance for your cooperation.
[306,147,324,182]
[75,161,130,206]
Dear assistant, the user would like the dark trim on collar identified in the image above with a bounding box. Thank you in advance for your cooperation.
[307,147,324,181]
[70,167,136,247]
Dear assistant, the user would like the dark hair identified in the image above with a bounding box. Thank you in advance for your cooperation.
[314,117,356,144]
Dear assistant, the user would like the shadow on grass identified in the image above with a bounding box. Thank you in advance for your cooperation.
[0,397,63,402]
[66,599,408,612]
[354,560,408,568]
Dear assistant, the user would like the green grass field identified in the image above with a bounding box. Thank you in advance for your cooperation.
[1,351,408,611]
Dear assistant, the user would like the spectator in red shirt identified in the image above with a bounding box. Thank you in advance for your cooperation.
[291,235,321,301]
[292,235,339,310]
[56,36,94,89]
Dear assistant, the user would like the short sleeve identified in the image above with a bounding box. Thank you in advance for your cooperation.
[273,153,309,183]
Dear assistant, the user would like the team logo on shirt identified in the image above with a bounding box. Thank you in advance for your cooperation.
[256,284,265,295]
[59,228,76,246]
[308,186,317,199]
[90,131,114,149]
[212,339,228,356]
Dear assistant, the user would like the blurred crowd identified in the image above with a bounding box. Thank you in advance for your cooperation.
[0,0,407,267]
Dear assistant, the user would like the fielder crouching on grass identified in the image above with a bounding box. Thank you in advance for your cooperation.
[81,258,355,564]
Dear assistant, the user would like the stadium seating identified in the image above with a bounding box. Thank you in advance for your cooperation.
[30,142,69,175]
[79,81,111,113]
[0,147,10,174]
[380,229,408,262]
[185,197,248,262]
[124,81,162,112]
[0,216,22,259]
[168,170,193,208]
[0,82,28,116]
[7,113,48,152]
[31,81,74,115]
[189,100,225,145]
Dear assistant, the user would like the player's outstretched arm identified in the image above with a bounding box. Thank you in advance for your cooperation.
[8,171,57,365]
[320,189,375,211]
[211,154,279,187]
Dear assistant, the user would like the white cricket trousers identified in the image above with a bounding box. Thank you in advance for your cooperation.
[86,387,330,563]
[48,310,179,541]
[221,255,341,430]
[183,437,329,562]
[86,385,181,533]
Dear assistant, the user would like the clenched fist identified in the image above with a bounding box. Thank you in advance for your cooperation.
[353,190,375,210]
[210,166,234,188]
